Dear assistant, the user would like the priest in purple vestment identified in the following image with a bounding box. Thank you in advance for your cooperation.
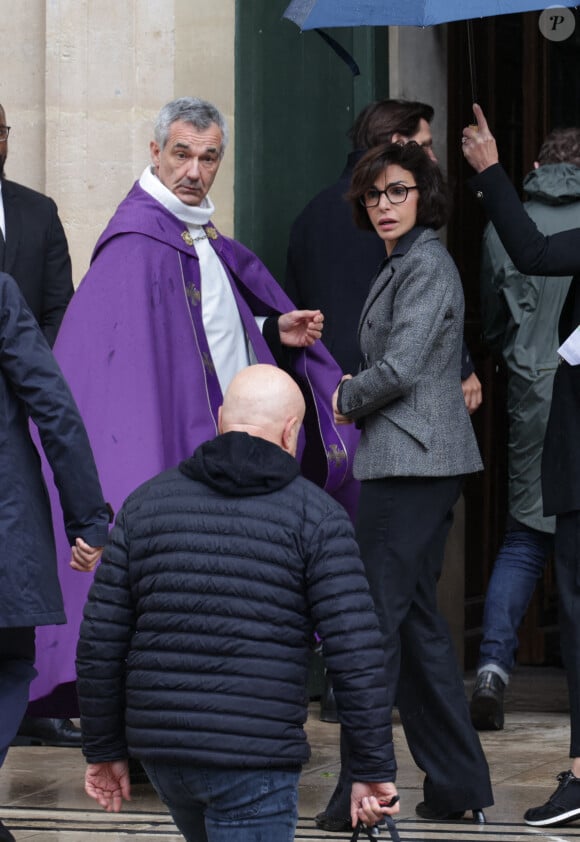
[28,97,359,720]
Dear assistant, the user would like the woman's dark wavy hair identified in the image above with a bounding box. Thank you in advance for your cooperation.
[348,141,449,232]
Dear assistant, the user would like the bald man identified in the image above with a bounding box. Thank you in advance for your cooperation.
[76,365,398,842]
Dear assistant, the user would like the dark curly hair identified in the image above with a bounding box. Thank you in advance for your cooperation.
[348,142,449,232]
[537,127,580,167]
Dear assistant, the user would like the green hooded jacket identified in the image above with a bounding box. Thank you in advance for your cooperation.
[481,162,580,532]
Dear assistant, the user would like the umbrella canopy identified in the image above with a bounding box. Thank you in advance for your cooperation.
[284,0,577,29]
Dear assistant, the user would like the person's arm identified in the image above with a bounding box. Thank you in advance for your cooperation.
[40,198,74,347]
[479,223,510,355]
[460,340,475,381]
[77,509,134,812]
[278,309,324,347]
[306,506,396,787]
[0,275,109,547]
[463,104,580,277]
[260,309,324,370]
[77,510,135,762]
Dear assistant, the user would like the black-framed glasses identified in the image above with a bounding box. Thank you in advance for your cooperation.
[360,183,418,208]
[0,126,11,141]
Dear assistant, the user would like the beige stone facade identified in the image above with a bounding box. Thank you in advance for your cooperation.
[0,0,235,283]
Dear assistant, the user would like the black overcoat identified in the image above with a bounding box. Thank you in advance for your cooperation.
[0,272,109,628]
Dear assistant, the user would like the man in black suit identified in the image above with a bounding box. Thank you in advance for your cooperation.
[0,102,78,748]
[0,103,73,347]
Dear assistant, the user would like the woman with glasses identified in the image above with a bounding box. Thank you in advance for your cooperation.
[328,142,493,824]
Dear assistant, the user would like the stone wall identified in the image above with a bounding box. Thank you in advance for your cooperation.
[0,0,235,284]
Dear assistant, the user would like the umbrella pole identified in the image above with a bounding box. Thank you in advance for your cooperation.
[467,20,478,104]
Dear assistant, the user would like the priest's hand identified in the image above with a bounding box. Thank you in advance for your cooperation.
[278,309,323,347]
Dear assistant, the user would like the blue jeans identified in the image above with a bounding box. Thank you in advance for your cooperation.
[477,526,553,679]
[142,761,300,842]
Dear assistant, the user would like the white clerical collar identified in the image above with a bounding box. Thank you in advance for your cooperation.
[139,165,214,227]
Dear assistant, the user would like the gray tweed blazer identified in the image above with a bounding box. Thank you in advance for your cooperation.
[338,228,483,479]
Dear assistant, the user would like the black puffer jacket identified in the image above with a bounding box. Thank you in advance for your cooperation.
[77,432,395,780]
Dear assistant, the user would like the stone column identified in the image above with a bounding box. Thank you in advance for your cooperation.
[2,0,235,283]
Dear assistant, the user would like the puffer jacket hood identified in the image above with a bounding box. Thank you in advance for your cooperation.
[523,162,580,206]
[180,431,301,497]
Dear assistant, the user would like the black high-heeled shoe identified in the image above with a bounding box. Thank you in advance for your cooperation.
[416,801,486,823]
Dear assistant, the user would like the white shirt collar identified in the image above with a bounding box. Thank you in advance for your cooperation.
[139,165,214,228]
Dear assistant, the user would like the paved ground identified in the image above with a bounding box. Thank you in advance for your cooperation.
[1,666,578,841]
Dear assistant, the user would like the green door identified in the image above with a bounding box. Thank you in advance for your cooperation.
[235,0,388,286]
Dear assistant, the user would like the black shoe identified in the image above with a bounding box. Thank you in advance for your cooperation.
[0,819,15,841]
[470,670,505,731]
[524,770,580,826]
[13,717,82,747]
[416,801,486,823]
[320,672,339,723]
[314,811,352,832]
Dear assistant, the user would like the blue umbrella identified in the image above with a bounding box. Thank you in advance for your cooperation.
[283,0,577,29]
[284,0,578,101]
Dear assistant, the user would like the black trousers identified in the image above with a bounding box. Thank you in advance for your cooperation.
[554,510,580,757]
[0,626,36,766]
[327,475,493,815]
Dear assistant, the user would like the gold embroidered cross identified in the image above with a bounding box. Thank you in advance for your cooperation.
[186,284,201,306]
[327,444,346,466]
[202,352,216,376]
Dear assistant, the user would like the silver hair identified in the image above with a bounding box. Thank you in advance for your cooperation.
[153,97,229,157]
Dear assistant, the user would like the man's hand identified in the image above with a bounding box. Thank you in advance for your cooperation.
[70,537,103,572]
[85,760,131,813]
[278,309,323,347]
[351,781,400,829]
[461,103,499,173]
[462,371,483,415]
[332,375,353,425]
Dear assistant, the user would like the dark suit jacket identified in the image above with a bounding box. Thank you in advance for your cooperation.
[1,178,73,346]
[285,152,383,374]
[470,163,580,516]
[286,152,476,380]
